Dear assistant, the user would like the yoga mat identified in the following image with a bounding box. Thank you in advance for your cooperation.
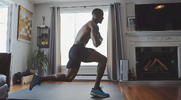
[8,84,124,100]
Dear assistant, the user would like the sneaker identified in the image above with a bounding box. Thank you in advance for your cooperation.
[29,73,40,91]
[90,87,110,97]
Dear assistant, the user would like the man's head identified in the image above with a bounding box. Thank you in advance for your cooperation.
[92,8,104,24]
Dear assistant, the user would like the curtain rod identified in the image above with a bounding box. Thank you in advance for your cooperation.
[50,4,111,9]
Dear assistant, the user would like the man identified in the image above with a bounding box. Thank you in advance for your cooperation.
[29,8,109,97]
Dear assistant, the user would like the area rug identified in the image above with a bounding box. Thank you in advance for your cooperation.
[8,84,124,100]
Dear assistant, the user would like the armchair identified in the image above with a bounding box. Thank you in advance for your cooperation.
[0,53,11,99]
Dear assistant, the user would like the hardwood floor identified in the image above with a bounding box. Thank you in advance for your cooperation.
[120,83,181,100]
[9,80,181,100]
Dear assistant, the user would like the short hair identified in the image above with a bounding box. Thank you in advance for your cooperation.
[92,8,103,16]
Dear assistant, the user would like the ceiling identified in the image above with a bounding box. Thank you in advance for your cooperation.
[28,0,181,4]
[29,0,105,3]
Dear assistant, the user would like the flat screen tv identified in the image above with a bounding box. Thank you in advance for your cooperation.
[135,3,181,31]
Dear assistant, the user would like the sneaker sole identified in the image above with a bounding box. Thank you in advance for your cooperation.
[90,92,109,97]
[29,74,37,90]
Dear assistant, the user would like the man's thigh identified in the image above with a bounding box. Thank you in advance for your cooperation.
[86,51,107,63]
[79,48,95,62]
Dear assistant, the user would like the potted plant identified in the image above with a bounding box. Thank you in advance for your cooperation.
[28,49,48,75]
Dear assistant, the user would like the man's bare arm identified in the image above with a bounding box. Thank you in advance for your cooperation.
[90,24,102,47]
[97,32,103,41]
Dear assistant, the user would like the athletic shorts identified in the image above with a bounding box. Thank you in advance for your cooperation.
[66,44,95,69]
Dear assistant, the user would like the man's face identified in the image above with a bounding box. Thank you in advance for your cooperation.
[97,12,104,24]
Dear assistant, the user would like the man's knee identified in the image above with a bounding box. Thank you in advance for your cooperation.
[55,74,66,78]
[100,56,107,64]
[65,75,74,82]
[103,57,107,63]
[65,78,73,82]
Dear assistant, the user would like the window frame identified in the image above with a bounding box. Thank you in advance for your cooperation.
[0,0,12,53]
[60,7,109,67]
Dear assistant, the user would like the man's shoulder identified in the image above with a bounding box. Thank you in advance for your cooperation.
[88,21,98,28]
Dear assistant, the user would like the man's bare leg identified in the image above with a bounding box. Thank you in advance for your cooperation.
[38,68,79,83]
[87,51,107,90]
[30,67,79,91]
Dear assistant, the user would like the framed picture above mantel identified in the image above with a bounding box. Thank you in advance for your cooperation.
[127,16,135,31]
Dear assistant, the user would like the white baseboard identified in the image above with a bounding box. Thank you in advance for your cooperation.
[74,76,109,80]
[60,66,108,75]
[60,66,108,80]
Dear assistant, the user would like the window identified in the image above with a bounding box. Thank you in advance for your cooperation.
[0,0,11,53]
[61,9,108,66]
[0,3,8,52]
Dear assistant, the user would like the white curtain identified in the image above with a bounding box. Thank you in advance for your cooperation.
[47,7,61,75]
[107,3,124,81]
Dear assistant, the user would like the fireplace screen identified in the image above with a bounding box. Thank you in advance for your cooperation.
[136,47,178,80]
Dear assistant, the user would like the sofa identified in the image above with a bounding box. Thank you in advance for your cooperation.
[0,53,11,99]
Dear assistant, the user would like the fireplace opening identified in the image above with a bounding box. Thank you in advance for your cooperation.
[136,47,178,80]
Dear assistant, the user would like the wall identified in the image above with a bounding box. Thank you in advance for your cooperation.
[32,0,123,74]
[33,0,181,58]
[125,0,181,80]
[32,0,181,76]
[32,0,122,52]
[10,0,34,84]
[125,0,181,58]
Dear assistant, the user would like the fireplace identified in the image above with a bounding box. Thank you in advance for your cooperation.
[126,31,181,81]
[136,47,178,80]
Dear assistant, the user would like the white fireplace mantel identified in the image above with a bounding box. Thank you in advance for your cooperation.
[126,31,181,79]
[126,31,181,36]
